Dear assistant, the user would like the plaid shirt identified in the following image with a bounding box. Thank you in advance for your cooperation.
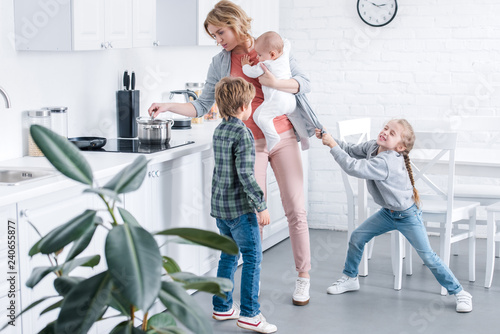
[211,117,267,220]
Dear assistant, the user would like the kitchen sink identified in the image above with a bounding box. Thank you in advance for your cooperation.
[0,169,56,186]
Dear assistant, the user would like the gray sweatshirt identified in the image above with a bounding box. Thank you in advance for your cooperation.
[330,139,414,212]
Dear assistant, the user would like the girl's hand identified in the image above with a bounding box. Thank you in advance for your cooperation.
[258,63,278,88]
[321,133,337,148]
[241,55,253,67]
[148,103,171,118]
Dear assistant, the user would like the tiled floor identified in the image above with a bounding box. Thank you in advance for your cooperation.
[191,229,500,334]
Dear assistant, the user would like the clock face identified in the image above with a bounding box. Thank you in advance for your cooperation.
[357,0,398,27]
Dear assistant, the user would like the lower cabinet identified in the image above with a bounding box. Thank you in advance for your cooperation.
[0,204,19,334]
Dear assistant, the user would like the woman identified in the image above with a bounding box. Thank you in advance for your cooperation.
[148,0,313,306]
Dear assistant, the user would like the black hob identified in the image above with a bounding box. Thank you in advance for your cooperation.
[87,138,194,153]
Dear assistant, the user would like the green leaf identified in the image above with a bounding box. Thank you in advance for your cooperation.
[38,210,97,255]
[104,156,148,194]
[66,224,98,261]
[156,228,238,255]
[38,322,56,334]
[54,276,86,296]
[26,266,59,288]
[106,224,162,311]
[110,321,147,334]
[40,299,63,315]
[147,313,177,330]
[56,271,112,334]
[146,327,185,334]
[29,238,42,257]
[30,124,93,185]
[118,207,141,227]
[61,255,101,275]
[158,282,212,334]
[108,285,132,316]
[84,188,122,202]
[162,256,181,274]
[170,272,232,299]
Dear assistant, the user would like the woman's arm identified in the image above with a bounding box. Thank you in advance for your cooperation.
[148,102,197,118]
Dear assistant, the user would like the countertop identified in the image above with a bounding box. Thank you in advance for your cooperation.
[0,121,220,206]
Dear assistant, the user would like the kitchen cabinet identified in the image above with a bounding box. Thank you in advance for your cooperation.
[133,0,157,48]
[14,0,133,51]
[0,204,19,334]
[125,153,205,275]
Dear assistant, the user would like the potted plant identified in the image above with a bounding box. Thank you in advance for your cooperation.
[3,125,237,334]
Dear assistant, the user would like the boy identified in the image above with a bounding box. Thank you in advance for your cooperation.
[241,31,296,151]
[211,77,277,333]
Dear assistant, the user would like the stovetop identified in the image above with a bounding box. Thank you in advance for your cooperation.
[85,138,194,153]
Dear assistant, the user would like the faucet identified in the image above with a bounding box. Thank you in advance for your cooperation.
[0,86,11,108]
[169,89,198,102]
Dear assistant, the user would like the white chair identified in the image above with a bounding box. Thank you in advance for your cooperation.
[337,118,405,289]
[410,132,479,295]
[485,202,500,288]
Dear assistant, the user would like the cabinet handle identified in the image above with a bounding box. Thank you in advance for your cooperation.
[148,170,160,178]
[20,209,30,218]
[101,42,108,49]
[108,42,113,49]
[153,41,160,47]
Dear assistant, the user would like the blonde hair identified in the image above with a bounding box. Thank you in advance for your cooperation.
[256,31,284,54]
[392,119,421,208]
[215,77,255,119]
[204,1,253,44]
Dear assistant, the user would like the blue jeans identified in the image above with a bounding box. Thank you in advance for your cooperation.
[213,213,262,317]
[343,204,463,295]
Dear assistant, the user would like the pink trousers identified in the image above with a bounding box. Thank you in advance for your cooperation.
[254,129,311,273]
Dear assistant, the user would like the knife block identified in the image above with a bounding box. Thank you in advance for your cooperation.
[116,90,140,138]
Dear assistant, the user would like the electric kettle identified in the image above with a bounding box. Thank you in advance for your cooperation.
[168,89,199,129]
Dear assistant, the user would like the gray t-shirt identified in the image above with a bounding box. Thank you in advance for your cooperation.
[330,139,414,212]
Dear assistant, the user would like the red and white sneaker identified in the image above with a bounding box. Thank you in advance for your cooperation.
[212,303,240,321]
[237,313,277,333]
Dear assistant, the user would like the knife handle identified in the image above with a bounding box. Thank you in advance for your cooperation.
[131,71,135,90]
[123,71,129,90]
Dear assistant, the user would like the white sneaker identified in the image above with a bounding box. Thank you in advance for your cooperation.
[212,303,240,320]
[455,290,473,313]
[326,275,360,295]
[292,277,310,306]
[237,313,277,333]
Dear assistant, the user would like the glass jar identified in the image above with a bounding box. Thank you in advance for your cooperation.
[186,82,205,124]
[27,109,51,157]
[43,106,68,137]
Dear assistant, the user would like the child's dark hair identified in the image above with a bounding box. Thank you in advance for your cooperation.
[215,77,255,119]
[393,119,421,208]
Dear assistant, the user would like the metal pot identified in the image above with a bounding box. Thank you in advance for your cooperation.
[136,117,174,145]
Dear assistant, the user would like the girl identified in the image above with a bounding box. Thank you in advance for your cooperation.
[315,119,473,313]
[149,1,313,306]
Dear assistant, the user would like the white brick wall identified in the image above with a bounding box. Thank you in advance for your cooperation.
[280,0,500,230]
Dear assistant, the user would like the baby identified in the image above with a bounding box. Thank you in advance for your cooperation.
[242,31,296,151]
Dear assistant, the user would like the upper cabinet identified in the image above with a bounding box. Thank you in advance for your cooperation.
[13,0,279,51]
[14,0,133,51]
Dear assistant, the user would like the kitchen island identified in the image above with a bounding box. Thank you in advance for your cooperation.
[0,120,306,333]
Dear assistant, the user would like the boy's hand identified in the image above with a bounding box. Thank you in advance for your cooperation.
[242,55,253,67]
[315,129,337,148]
[257,209,270,226]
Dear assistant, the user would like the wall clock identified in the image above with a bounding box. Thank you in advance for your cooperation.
[357,0,398,27]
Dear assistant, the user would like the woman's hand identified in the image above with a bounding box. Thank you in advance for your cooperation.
[259,63,300,94]
[148,103,169,118]
[241,55,253,67]
[258,63,277,88]
[315,128,337,148]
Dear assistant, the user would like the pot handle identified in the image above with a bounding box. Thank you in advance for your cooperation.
[166,119,174,127]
